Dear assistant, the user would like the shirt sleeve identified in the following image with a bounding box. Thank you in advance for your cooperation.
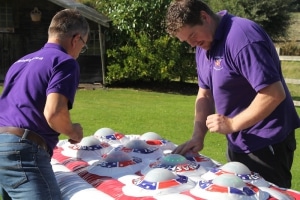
[233,42,281,92]
[46,59,80,109]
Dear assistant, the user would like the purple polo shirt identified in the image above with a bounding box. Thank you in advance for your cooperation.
[0,43,80,150]
[196,11,300,153]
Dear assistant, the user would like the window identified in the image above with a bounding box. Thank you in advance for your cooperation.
[0,1,14,33]
[86,30,102,55]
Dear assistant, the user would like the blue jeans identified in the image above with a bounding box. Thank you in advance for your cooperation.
[0,133,62,200]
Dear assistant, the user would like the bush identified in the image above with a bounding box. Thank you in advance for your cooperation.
[278,41,300,56]
[105,33,197,84]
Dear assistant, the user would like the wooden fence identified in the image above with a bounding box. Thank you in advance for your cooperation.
[280,56,300,107]
[279,56,300,62]
[285,78,300,106]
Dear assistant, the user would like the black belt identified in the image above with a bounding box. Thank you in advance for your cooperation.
[0,126,49,152]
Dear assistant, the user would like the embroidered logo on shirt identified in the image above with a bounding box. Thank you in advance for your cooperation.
[213,57,223,70]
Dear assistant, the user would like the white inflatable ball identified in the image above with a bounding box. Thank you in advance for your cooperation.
[124,139,150,149]
[140,132,163,140]
[144,168,177,182]
[103,150,132,162]
[220,161,251,174]
[94,127,115,137]
[79,136,101,146]
[212,174,246,188]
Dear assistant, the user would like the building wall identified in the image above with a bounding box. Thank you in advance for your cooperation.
[0,0,104,83]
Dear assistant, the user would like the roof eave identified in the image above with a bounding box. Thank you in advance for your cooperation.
[47,0,111,28]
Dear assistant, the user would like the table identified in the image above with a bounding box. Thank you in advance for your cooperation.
[51,131,300,200]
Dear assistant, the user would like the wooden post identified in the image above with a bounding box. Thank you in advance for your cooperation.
[98,24,106,86]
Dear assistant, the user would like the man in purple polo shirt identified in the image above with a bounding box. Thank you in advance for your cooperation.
[165,0,300,188]
[0,9,89,199]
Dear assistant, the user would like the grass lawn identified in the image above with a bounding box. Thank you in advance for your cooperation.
[282,61,300,101]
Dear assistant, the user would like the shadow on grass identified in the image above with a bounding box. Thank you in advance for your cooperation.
[293,96,300,101]
[107,80,199,96]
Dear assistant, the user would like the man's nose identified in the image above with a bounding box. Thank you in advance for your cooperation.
[187,39,196,48]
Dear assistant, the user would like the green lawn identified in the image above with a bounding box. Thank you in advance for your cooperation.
[282,61,300,101]
[282,61,300,79]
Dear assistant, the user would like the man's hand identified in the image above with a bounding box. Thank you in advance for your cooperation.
[172,136,204,155]
[68,123,83,143]
[206,114,234,134]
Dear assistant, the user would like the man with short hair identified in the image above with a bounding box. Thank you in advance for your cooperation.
[165,0,300,188]
[0,9,89,199]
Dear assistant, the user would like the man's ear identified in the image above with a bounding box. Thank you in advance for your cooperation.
[200,11,208,22]
[71,34,80,48]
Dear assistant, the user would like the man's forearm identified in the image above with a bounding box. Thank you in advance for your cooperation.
[231,81,285,132]
[193,88,215,138]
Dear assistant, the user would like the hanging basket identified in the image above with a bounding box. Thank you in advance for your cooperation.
[30,7,42,22]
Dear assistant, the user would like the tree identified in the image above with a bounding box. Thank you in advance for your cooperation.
[82,0,294,84]
[94,0,170,44]
[207,0,294,39]
[88,0,197,84]
[289,0,300,11]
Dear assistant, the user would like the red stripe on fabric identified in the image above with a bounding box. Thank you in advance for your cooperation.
[180,190,206,200]
[270,185,300,199]
[52,147,70,162]
[158,179,180,189]
[63,160,89,171]
[96,179,156,200]
[146,140,162,145]
[77,170,112,187]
